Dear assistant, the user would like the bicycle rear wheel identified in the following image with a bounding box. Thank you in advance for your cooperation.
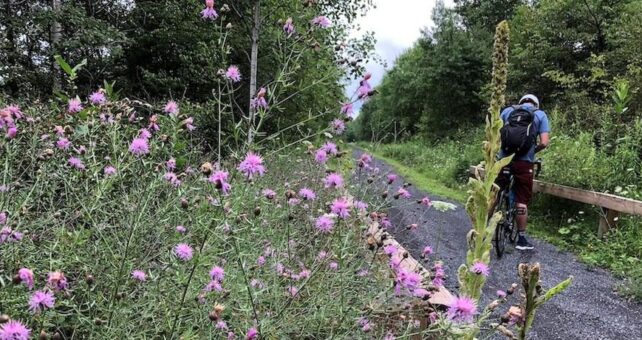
[492,192,509,258]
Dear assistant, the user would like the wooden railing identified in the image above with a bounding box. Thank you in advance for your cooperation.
[470,166,642,237]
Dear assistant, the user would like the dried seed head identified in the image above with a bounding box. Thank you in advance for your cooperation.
[285,190,296,199]
[201,162,213,176]
[208,311,218,321]
[180,198,189,209]
[0,314,9,323]
[86,274,95,285]
[254,207,261,216]
[381,191,388,199]
[39,330,49,340]
[94,318,103,326]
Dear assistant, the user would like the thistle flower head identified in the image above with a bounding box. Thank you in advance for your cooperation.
[447,296,477,323]
[132,270,147,282]
[0,320,31,340]
[225,65,241,83]
[174,243,193,261]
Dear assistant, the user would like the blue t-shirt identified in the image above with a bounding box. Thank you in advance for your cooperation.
[499,103,550,162]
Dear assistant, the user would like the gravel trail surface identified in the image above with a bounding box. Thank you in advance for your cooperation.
[353,149,642,340]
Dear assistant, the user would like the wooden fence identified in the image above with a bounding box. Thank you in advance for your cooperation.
[469,166,642,237]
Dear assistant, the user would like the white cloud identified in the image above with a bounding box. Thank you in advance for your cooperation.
[346,0,454,112]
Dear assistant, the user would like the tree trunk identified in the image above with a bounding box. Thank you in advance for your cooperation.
[3,0,19,95]
[51,0,62,92]
[247,0,261,146]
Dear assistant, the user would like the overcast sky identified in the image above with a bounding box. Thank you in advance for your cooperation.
[346,0,454,111]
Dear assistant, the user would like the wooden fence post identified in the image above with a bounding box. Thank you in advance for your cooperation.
[598,208,619,238]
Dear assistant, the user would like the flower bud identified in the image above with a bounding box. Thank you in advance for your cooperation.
[201,162,213,176]
[181,198,189,209]
[0,314,9,323]
[254,207,261,216]
[86,274,95,285]
[226,23,233,30]
[39,330,49,340]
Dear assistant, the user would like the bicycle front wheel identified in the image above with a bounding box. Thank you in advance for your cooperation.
[492,192,509,258]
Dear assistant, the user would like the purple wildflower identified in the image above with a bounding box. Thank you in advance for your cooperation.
[0,320,31,340]
[225,65,241,82]
[209,266,225,282]
[6,105,23,119]
[330,119,345,134]
[56,138,71,150]
[132,270,147,282]
[250,87,268,110]
[68,97,83,113]
[209,170,232,194]
[387,173,397,184]
[163,172,181,187]
[421,196,432,207]
[383,244,398,255]
[28,290,55,313]
[328,262,338,270]
[358,73,372,99]
[238,152,265,179]
[257,256,266,266]
[312,16,332,28]
[355,200,368,212]
[314,149,328,164]
[396,187,411,199]
[447,296,477,323]
[216,321,228,330]
[166,158,176,171]
[323,173,344,188]
[6,127,17,139]
[174,243,194,261]
[47,271,68,291]
[89,91,107,105]
[340,102,353,116]
[357,153,372,168]
[298,188,316,200]
[104,166,117,176]
[201,0,218,20]
[321,142,338,155]
[129,138,150,156]
[471,261,490,277]
[68,157,85,170]
[497,290,507,298]
[432,262,445,287]
[262,188,276,199]
[164,100,179,116]
[283,17,294,35]
[315,215,335,233]
[246,327,258,340]
[331,197,351,219]
[422,245,433,257]
[18,268,34,290]
[175,225,186,233]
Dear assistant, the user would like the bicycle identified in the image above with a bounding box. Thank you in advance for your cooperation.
[491,159,542,258]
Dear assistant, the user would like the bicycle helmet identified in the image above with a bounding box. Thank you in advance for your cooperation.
[519,94,540,109]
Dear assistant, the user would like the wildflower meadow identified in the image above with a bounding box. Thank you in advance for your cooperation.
[0,1,573,339]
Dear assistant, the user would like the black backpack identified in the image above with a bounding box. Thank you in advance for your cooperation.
[500,105,537,157]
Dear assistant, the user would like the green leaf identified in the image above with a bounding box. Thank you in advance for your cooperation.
[54,55,74,76]
[558,227,570,235]
[536,276,573,306]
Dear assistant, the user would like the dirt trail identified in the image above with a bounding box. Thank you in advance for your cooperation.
[353,149,642,340]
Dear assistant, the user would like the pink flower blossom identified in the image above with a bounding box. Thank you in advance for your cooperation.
[420,196,432,207]
[129,137,150,156]
[330,119,345,134]
[288,286,299,298]
[357,317,372,332]
[148,115,160,131]
[383,244,398,255]
[328,262,338,270]
[288,198,300,206]
[447,296,477,323]
[5,105,23,119]
[0,226,23,244]
[138,128,152,140]
[0,212,7,225]
[257,256,266,266]
[298,188,316,200]
[321,142,338,155]
[497,290,507,298]
[68,157,85,170]
[225,65,241,82]
[471,261,490,277]
[323,173,344,188]
[164,100,179,116]
[380,216,392,228]
[387,173,397,184]
[89,91,107,105]
[238,152,266,179]
[357,268,369,277]
[355,200,368,212]
[314,149,328,164]
[317,250,328,260]
[358,73,372,99]
[0,320,31,340]
[262,188,276,199]
[18,268,34,290]
[250,87,268,110]
[357,153,372,168]
[104,166,117,176]
[216,321,228,330]
[210,266,225,282]
[174,243,194,261]
[432,262,445,287]
[331,197,351,219]
[54,125,65,137]
[132,270,147,282]
[246,327,258,340]
[68,97,83,113]
[340,102,353,116]
[396,187,411,199]
[183,117,196,131]
[209,170,232,194]
[163,172,181,187]
[175,225,186,233]
[6,126,17,139]
[166,158,176,171]
[315,215,335,233]
[201,0,218,20]
[312,16,332,28]
[47,271,68,291]
[422,245,433,257]
[283,17,294,35]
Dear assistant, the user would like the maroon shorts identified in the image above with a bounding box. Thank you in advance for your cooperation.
[495,160,534,205]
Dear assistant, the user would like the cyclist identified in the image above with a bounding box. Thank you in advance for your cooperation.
[496,94,550,250]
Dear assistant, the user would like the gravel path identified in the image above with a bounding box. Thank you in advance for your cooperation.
[353,149,642,340]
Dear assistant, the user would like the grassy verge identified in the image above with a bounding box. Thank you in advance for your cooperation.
[353,144,468,202]
[358,139,642,300]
